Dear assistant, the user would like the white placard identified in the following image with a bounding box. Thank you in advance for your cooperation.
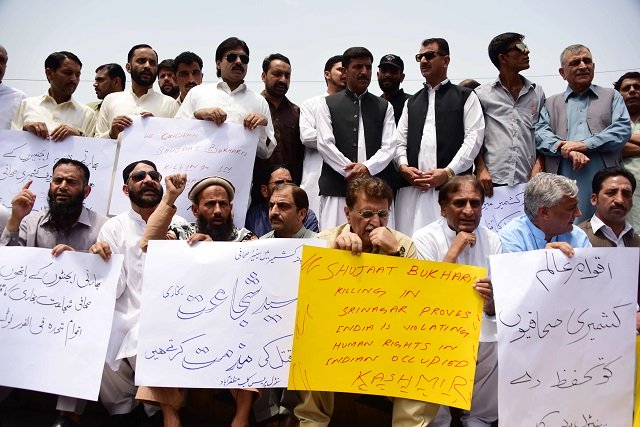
[109,117,258,226]
[0,129,118,214]
[0,247,123,400]
[491,247,638,427]
[136,238,326,388]
[481,184,526,232]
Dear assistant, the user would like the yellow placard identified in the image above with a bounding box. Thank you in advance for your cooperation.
[289,246,486,409]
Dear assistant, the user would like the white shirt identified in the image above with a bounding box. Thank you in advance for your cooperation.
[299,92,329,216]
[394,80,485,236]
[11,93,96,136]
[0,205,9,234]
[412,217,502,342]
[99,208,187,369]
[175,80,276,159]
[95,87,179,138]
[315,90,397,229]
[590,214,633,247]
[0,83,26,129]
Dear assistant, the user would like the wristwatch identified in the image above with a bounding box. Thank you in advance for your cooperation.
[390,245,405,257]
[445,167,455,181]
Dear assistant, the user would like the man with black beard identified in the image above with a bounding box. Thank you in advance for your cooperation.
[157,59,180,99]
[95,44,179,139]
[378,54,411,125]
[0,158,108,427]
[89,160,189,425]
[135,174,256,427]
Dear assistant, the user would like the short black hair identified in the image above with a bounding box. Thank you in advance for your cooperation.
[158,59,175,72]
[122,160,158,184]
[262,53,291,73]
[592,166,636,195]
[272,183,309,211]
[215,37,250,78]
[324,55,342,73]
[614,71,640,91]
[52,158,90,186]
[95,63,126,90]
[488,32,525,69]
[127,44,158,63]
[45,51,82,71]
[421,38,450,55]
[174,51,203,72]
[342,47,373,69]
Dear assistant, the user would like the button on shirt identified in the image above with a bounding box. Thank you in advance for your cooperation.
[475,77,545,186]
[175,81,276,159]
[11,93,97,136]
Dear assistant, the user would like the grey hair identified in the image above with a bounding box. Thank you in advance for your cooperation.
[560,44,591,66]
[524,173,578,221]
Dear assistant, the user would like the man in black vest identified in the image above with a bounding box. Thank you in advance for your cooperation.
[316,47,397,230]
[394,38,484,236]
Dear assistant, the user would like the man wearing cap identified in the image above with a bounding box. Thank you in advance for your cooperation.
[137,174,256,427]
[89,160,188,424]
[378,54,411,125]
[394,37,484,236]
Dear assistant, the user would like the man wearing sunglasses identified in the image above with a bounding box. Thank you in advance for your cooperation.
[394,38,484,237]
[245,164,319,237]
[474,32,546,198]
[412,175,499,427]
[89,160,190,426]
[296,176,433,427]
[175,37,276,160]
[316,47,397,230]
[95,44,180,139]
[536,44,631,224]
[0,158,108,427]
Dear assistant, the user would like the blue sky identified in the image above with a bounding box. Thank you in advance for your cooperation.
[2,0,639,105]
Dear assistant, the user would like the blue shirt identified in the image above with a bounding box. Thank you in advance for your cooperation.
[535,84,631,222]
[498,214,591,253]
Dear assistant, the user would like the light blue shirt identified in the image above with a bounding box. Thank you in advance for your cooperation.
[498,214,591,253]
[535,84,631,222]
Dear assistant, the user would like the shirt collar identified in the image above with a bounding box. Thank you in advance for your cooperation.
[128,86,155,99]
[564,83,597,101]
[217,80,247,94]
[591,214,633,238]
[41,92,78,108]
[525,215,552,246]
[345,88,369,100]
[424,78,449,91]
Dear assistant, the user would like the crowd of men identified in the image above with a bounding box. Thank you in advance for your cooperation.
[0,31,639,427]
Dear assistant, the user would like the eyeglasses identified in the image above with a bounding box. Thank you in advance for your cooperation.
[269,179,294,186]
[225,53,250,64]
[358,209,391,219]
[504,43,528,54]
[129,170,162,182]
[415,51,446,62]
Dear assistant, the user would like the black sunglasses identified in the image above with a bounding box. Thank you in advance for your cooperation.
[129,170,162,183]
[226,53,250,64]
[415,51,446,62]
[504,43,528,54]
